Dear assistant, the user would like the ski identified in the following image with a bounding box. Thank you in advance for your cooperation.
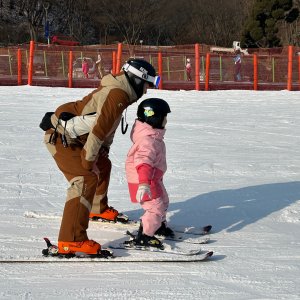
[90,218,212,236]
[174,225,212,236]
[158,233,210,244]
[0,250,213,263]
[126,230,210,245]
[25,211,212,236]
[113,231,211,257]
[109,242,212,258]
[0,237,213,263]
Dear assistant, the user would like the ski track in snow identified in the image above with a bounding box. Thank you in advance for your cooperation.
[0,86,300,299]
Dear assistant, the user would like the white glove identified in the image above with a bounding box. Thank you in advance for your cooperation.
[136,184,151,202]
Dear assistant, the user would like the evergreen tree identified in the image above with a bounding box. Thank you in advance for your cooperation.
[242,0,294,47]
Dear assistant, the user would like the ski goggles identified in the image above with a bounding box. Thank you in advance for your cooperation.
[123,63,161,88]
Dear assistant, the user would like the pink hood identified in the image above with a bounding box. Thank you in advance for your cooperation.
[130,119,166,144]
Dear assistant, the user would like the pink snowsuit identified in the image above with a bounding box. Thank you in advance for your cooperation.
[186,62,192,81]
[82,61,89,78]
[125,120,169,236]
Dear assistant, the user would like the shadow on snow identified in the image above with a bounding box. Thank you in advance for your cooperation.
[124,181,300,233]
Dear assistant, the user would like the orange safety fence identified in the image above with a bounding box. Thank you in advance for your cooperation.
[0,42,299,90]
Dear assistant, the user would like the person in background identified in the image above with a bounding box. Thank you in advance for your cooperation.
[82,58,89,79]
[125,98,173,249]
[233,50,242,81]
[95,53,105,79]
[186,58,192,81]
[39,59,161,255]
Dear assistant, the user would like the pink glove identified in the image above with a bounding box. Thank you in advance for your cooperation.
[136,184,152,202]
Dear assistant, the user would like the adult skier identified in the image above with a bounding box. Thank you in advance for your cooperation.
[40,59,160,255]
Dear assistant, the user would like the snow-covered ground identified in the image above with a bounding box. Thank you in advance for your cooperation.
[0,86,299,299]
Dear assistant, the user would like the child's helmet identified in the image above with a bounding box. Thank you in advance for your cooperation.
[137,98,171,129]
[122,59,160,98]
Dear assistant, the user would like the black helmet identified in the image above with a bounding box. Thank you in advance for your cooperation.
[122,59,160,98]
[137,98,171,129]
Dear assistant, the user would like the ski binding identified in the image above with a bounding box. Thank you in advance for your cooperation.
[42,238,114,259]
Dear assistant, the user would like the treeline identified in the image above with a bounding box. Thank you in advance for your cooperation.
[0,0,299,47]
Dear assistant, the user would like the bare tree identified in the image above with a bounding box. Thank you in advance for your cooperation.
[190,0,249,46]
[18,0,47,41]
[90,0,160,54]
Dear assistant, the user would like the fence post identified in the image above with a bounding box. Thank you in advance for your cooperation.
[43,51,48,77]
[68,51,73,88]
[219,55,222,81]
[17,49,22,85]
[116,43,122,74]
[272,57,275,82]
[298,53,300,91]
[28,40,35,85]
[61,51,65,77]
[167,57,170,80]
[195,43,200,90]
[253,54,258,91]
[287,45,293,91]
[112,51,117,75]
[205,53,210,91]
[158,52,163,90]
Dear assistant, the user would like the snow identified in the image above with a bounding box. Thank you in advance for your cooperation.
[0,85,300,299]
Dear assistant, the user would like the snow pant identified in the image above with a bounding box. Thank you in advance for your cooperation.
[186,70,192,81]
[234,63,241,81]
[140,183,169,236]
[44,129,111,242]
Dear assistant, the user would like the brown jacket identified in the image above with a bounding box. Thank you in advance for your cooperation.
[51,72,137,170]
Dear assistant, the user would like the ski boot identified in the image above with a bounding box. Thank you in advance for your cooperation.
[42,238,113,259]
[132,233,164,249]
[125,224,164,250]
[155,222,175,238]
[58,239,101,255]
[89,206,129,223]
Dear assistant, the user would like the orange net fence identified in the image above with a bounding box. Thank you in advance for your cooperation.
[0,43,299,90]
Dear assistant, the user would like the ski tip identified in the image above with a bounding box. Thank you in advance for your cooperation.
[206,251,213,258]
[43,237,50,244]
[203,225,212,234]
[43,237,54,248]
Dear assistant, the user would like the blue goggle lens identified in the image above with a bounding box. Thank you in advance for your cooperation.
[154,76,161,88]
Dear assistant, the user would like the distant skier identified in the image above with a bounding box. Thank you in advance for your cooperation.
[125,98,173,249]
[233,50,242,81]
[82,58,89,78]
[186,58,192,81]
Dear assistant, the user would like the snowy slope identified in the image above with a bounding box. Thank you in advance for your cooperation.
[0,86,299,299]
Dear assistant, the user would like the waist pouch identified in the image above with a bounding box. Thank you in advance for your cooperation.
[39,112,54,131]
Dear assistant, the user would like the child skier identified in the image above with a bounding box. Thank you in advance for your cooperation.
[185,58,192,81]
[125,98,173,249]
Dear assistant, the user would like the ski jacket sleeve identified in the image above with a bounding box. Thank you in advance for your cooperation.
[136,163,153,185]
[81,89,129,170]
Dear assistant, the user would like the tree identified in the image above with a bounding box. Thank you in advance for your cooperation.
[18,0,47,41]
[241,0,297,47]
[89,0,160,53]
[188,0,251,47]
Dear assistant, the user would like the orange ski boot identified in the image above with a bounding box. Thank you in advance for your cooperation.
[89,206,128,223]
[58,240,101,255]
